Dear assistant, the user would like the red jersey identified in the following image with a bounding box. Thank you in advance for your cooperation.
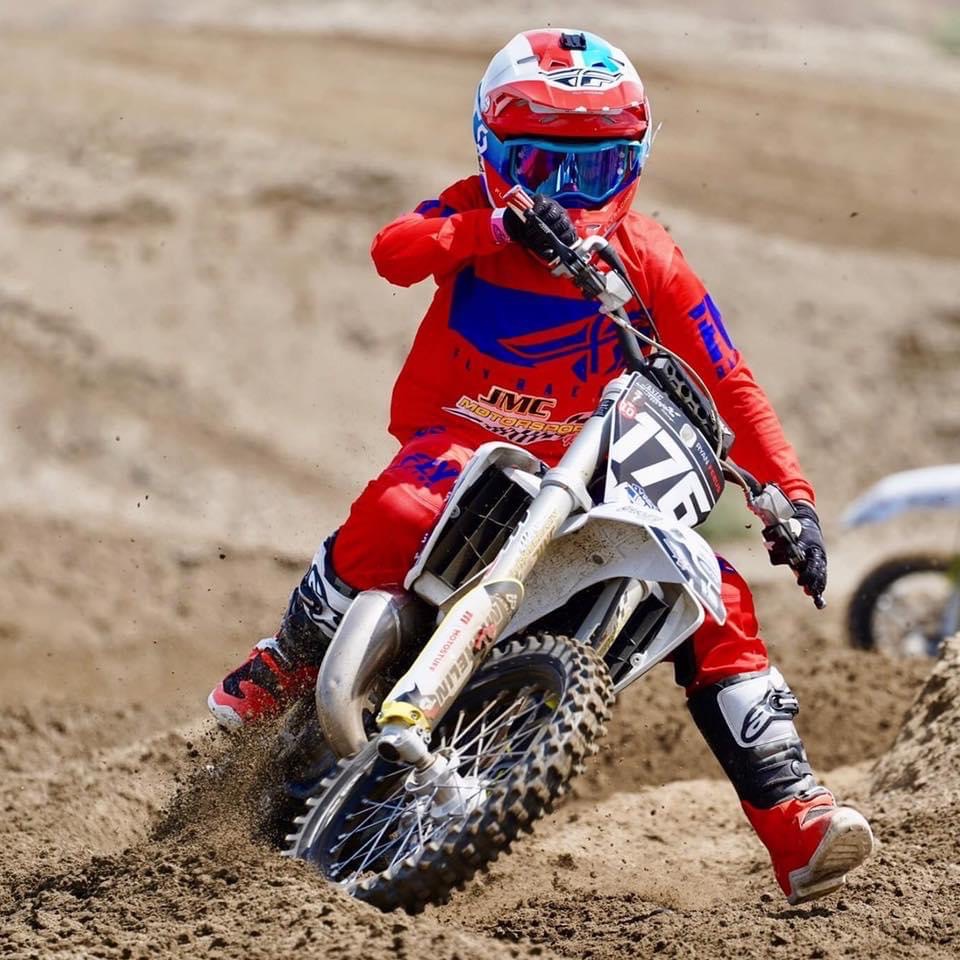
[371,176,814,503]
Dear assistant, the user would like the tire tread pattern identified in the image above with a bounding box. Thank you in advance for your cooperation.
[846,553,951,651]
[285,633,613,913]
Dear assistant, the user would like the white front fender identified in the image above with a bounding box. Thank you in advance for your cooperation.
[509,500,726,636]
[589,501,727,626]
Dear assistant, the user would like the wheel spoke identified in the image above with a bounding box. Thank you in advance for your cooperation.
[304,653,581,891]
[332,773,416,876]
[453,695,540,756]
[337,810,401,877]
[350,792,406,819]
[456,704,540,755]
[343,790,408,832]
[450,704,466,746]
[415,796,427,849]
[441,689,511,749]
[338,808,410,839]
[386,811,430,875]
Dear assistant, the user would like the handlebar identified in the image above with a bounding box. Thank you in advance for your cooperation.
[506,186,652,378]
[504,186,825,610]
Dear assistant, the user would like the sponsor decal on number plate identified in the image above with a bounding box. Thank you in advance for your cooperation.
[606,375,723,527]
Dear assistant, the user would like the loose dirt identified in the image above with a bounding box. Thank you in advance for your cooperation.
[1,4,958,959]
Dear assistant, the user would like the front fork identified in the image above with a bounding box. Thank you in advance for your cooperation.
[374,376,628,765]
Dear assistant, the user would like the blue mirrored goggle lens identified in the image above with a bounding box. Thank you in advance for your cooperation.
[508,140,645,203]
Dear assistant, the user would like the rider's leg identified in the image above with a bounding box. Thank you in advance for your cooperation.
[206,538,355,730]
[330,431,475,590]
[675,558,874,904]
[208,430,474,728]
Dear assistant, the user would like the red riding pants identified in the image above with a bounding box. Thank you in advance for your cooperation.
[331,431,769,693]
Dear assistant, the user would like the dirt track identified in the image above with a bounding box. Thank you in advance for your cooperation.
[1,4,959,958]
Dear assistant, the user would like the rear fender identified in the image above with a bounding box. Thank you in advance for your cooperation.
[842,465,960,527]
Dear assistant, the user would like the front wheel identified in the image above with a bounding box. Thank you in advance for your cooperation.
[284,633,613,913]
[847,554,959,657]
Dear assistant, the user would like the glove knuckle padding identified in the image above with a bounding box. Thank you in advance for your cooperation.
[503,195,576,258]
[765,502,828,594]
[534,196,574,239]
[795,505,827,592]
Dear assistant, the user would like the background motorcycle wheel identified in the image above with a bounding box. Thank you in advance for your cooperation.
[284,633,613,913]
[847,554,957,657]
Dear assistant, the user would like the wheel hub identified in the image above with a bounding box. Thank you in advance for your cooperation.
[402,750,487,819]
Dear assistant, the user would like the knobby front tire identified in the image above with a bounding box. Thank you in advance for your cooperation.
[284,633,613,913]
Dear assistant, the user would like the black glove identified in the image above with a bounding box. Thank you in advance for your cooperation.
[502,194,577,261]
[764,501,827,602]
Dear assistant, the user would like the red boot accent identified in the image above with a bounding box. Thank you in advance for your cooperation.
[208,641,318,730]
[743,792,875,904]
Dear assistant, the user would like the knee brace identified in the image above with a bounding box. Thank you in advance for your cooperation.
[688,668,825,809]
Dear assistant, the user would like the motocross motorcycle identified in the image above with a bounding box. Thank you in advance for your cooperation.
[842,465,960,657]
[277,188,820,913]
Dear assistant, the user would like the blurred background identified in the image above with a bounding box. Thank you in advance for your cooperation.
[2,3,959,957]
[1,0,957,709]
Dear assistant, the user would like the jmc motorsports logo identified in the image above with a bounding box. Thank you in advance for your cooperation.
[444,385,589,447]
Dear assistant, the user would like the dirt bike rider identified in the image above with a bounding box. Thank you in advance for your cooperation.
[209,29,873,904]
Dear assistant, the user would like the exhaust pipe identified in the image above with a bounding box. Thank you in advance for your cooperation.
[315,589,429,758]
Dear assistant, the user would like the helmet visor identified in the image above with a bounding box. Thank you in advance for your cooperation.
[507,138,648,207]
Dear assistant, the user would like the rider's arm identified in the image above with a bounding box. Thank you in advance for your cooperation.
[651,247,816,504]
[371,177,507,287]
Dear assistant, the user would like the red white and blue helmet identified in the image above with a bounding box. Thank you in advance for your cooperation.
[474,29,653,235]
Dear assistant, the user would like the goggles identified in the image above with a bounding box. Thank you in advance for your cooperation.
[506,137,649,207]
